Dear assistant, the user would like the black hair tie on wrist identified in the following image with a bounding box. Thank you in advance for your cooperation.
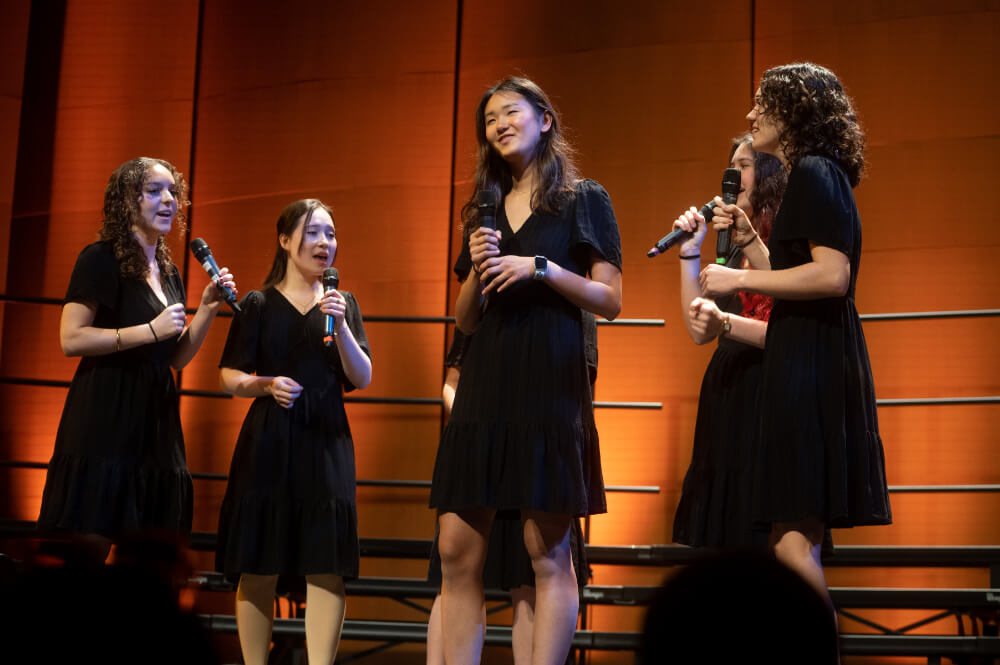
[679,254,701,261]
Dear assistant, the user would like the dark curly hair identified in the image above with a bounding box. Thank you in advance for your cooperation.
[758,62,866,187]
[730,134,787,322]
[98,157,189,281]
[261,198,335,290]
[461,76,578,236]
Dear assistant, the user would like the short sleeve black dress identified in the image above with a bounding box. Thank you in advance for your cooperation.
[672,267,769,549]
[215,287,370,580]
[430,179,621,518]
[753,156,891,528]
[37,241,192,537]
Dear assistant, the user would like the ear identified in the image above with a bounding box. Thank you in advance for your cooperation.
[279,233,291,252]
[540,110,553,134]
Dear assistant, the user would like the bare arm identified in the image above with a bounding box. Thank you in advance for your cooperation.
[171,268,237,370]
[688,297,767,349]
[442,366,460,417]
[711,200,770,271]
[701,243,849,301]
[60,300,185,357]
[671,206,709,342]
[321,289,372,390]
[480,250,622,321]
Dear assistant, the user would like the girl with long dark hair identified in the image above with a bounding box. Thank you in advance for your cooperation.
[429,76,622,664]
[215,198,371,665]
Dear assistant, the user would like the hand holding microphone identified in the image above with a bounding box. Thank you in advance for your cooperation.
[190,238,240,312]
[714,167,742,264]
[471,190,501,276]
[322,267,342,346]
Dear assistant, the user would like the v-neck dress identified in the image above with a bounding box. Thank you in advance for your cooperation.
[38,241,192,537]
[430,179,622,517]
[214,286,370,580]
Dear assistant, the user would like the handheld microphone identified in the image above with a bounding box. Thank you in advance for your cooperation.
[323,267,340,346]
[647,201,717,258]
[715,167,741,264]
[477,190,498,230]
[189,238,240,312]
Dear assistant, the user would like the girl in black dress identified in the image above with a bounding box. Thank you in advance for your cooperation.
[669,134,786,549]
[38,157,236,553]
[429,77,622,665]
[215,199,371,665]
[700,63,891,603]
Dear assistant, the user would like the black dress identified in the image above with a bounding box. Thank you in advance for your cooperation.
[38,241,192,537]
[753,156,891,528]
[672,283,769,549]
[430,179,621,518]
[215,287,370,580]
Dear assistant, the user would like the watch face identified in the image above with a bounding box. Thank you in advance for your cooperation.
[534,256,546,270]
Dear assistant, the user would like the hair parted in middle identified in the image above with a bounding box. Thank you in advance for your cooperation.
[461,76,579,236]
[261,198,335,290]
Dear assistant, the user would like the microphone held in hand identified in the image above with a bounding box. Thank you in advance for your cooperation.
[477,190,498,230]
[189,238,240,312]
[323,267,340,346]
[647,201,717,258]
[715,167,741,264]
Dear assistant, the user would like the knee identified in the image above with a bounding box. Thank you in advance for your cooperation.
[437,532,484,580]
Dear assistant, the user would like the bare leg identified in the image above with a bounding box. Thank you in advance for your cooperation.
[438,509,494,665]
[304,573,346,665]
[771,519,831,607]
[522,511,577,665]
[510,586,536,665]
[426,593,445,665]
[235,573,279,665]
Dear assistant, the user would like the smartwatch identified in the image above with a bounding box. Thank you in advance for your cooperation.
[533,255,548,281]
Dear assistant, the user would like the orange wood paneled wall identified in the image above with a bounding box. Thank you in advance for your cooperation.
[1,0,997,661]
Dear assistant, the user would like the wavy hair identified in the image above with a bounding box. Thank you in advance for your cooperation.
[98,157,189,280]
[729,134,787,322]
[758,62,866,187]
[261,198,335,290]
[461,77,578,235]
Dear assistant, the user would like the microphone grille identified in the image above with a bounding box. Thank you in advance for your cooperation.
[477,189,498,211]
[190,237,210,260]
[323,267,339,289]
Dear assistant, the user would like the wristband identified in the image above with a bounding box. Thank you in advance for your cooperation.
[736,233,758,249]
[148,322,159,343]
[679,254,700,261]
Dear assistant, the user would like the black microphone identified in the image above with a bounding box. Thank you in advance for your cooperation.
[323,267,340,346]
[189,238,240,312]
[477,190,497,230]
[647,201,717,258]
[715,167,742,265]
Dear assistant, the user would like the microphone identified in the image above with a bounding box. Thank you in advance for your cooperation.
[647,201,717,258]
[189,238,240,312]
[715,167,741,264]
[477,190,497,230]
[323,267,340,346]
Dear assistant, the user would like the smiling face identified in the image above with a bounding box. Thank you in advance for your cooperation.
[133,163,178,243]
[280,206,337,279]
[483,90,552,170]
[747,87,784,162]
[730,141,755,216]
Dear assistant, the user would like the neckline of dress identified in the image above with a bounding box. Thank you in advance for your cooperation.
[273,286,320,316]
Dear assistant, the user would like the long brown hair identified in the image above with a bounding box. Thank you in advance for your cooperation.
[261,198,335,290]
[98,157,189,281]
[461,77,578,235]
[731,134,787,322]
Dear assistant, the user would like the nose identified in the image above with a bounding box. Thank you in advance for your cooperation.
[746,107,756,122]
[161,188,174,204]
